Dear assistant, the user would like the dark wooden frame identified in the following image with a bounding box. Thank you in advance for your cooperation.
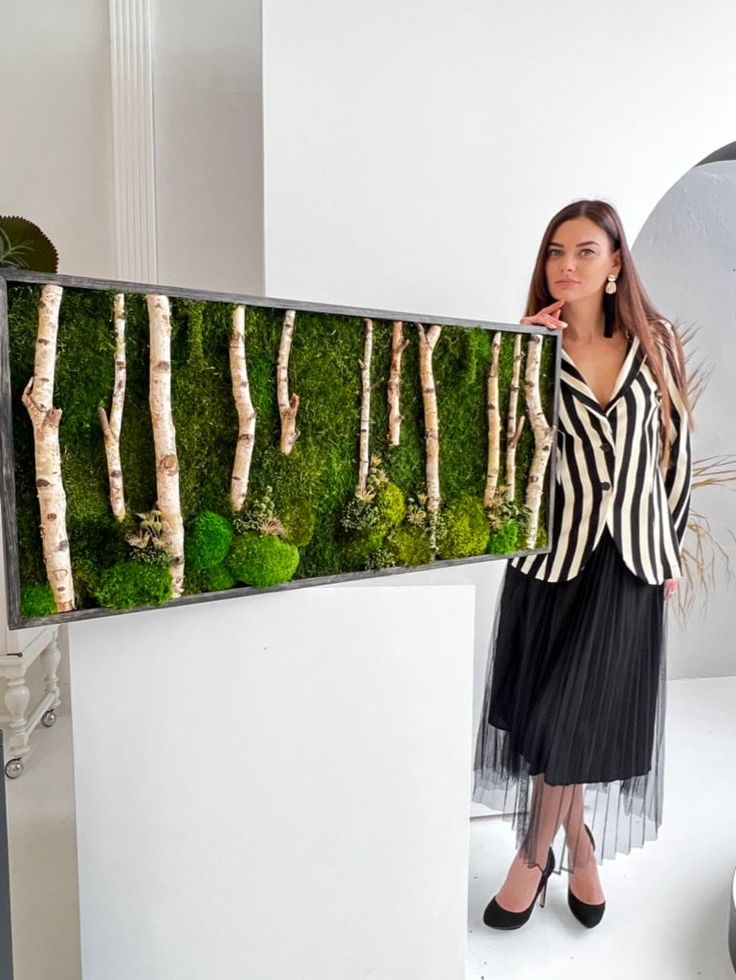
[0,269,561,629]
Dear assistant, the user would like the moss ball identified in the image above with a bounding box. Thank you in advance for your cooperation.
[343,529,385,569]
[390,525,434,568]
[436,495,490,560]
[185,511,234,571]
[201,562,237,592]
[282,501,316,548]
[20,583,57,618]
[96,561,173,610]
[227,533,300,588]
[488,520,520,555]
[374,481,406,533]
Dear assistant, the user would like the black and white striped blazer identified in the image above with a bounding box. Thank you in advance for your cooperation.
[510,324,692,585]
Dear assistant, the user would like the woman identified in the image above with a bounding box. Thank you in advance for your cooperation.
[472,199,693,930]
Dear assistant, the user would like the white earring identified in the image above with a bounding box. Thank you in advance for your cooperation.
[605,274,617,295]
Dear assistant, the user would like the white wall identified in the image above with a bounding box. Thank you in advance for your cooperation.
[0,0,115,277]
[152,0,264,293]
[262,0,736,321]
[633,161,736,678]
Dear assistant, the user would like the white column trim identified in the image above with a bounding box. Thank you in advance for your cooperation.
[109,0,158,283]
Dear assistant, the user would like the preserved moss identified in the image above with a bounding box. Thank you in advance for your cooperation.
[436,495,490,559]
[227,533,300,588]
[185,511,234,571]
[96,562,173,610]
[488,519,520,555]
[20,583,56,618]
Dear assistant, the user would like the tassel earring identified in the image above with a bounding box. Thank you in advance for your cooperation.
[603,275,617,338]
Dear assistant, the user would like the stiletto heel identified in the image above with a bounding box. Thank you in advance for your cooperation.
[567,823,605,928]
[483,847,555,930]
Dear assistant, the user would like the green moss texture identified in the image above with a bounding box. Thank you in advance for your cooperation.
[6,283,554,618]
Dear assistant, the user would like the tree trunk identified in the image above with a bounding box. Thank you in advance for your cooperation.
[483,332,502,507]
[21,283,75,612]
[356,318,374,495]
[229,304,257,511]
[505,331,526,503]
[417,323,443,515]
[387,320,409,446]
[523,334,554,549]
[277,309,300,454]
[147,294,184,597]
[98,292,127,520]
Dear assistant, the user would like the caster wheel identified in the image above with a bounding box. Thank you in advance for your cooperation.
[4,758,24,779]
[42,709,57,728]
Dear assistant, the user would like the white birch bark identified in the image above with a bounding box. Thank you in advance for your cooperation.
[523,334,554,549]
[417,323,443,514]
[277,309,300,454]
[356,318,374,495]
[483,332,502,507]
[147,294,184,597]
[229,304,257,511]
[98,292,127,520]
[21,283,75,612]
[505,331,526,502]
[387,320,409,446]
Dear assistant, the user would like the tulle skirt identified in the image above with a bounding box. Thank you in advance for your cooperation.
[472,527,668,875]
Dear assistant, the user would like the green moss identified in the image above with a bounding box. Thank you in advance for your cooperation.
[488,519,520,555]
[227,533,300,588]
[436,495,490,559]
[96,562,173,610]
[185,511,234,571]
[20,583,57,618]
[343,529,385,568]
[282,501,316,547]
[535,524,549,550]
[201,562,237,592]
[390,525,434,567]
[374,481,406,533]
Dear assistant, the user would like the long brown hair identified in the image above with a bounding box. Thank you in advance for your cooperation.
[525,199,692,469]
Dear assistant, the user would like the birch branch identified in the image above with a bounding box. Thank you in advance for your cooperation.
[356,318,374,495]
[523,334,554,549]
[98,292,127,521]
[22,283,75,612]
[147,294,185,598]
[277,309,300,454]
[483,332,502,507]
[417,323,443,514]
[505,331,526,503]
[229,304,257,511]
[387,320,409,446]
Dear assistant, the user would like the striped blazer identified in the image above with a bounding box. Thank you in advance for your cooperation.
[510,324,692,585]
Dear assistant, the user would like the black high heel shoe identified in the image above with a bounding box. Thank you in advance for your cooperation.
[567,823,605,928]
[483,847,555,930]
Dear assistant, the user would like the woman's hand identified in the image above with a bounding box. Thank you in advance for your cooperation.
[663,578,679,600]
[520,299,567,331]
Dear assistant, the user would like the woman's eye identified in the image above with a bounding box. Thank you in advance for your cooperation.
[580,248,595,256]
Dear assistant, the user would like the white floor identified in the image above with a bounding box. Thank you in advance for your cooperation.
[2,663,735,980]
[468,676,736,980]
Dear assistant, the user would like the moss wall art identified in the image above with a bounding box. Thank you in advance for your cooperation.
[0,272,558,626]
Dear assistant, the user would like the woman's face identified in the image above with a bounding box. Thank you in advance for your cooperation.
[545,217,621,304]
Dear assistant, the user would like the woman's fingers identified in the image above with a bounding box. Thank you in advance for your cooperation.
[520,300,567,329]
[520,312,567,329]
[663,578,679,600]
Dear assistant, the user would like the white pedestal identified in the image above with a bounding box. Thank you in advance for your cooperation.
[68,583,475,980]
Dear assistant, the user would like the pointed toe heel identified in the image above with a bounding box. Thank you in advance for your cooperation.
[483,847,555,930]
[567,823,606,928]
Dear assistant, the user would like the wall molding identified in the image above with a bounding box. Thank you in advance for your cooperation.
[108,0,158,282]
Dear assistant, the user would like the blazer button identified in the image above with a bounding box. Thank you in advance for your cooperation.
[601,481,611,491]
[601,443,613,453]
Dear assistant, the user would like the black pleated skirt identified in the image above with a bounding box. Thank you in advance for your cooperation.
[472,527,668,873]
